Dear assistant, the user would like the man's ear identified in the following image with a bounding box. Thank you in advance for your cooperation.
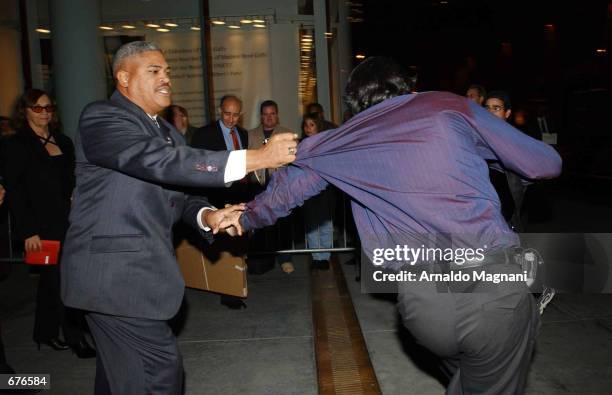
[117,70,129,87]
[504,109,512,121]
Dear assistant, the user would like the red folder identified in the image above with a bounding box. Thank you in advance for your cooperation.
[25,240,60,265]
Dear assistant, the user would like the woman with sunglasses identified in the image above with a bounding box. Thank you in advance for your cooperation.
[1,89,94,358]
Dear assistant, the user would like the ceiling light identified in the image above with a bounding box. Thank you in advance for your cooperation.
[35,28,50,33]
[211,20,225,25]
[228,24,240,29]
[165,22,178,27]
[325,32,332,37]
[157,28,170,32]
[190,26,201,31]
[253,19,265,23]
[301,38,313,42]
[122,24,136,29]
[99,25,114,30]
[355,53,365,59]
[596,48,607,54]
[146,23,160,28]
[240,19,253,24]
[253,24,266,28]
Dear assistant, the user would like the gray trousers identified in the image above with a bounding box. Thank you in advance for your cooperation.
[397,263,539,395]
[86,313,183,395]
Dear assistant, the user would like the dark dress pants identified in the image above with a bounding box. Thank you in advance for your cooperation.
[86,312,183,395]
[0,322,13,373]
[33,264,84,344]
[397,263,539,395]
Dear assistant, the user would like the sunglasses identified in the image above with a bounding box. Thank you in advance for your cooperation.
[29,105,57,113]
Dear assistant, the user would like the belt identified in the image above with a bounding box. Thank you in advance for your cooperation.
[439,247,521,272]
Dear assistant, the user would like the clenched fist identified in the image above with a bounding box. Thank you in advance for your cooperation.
[246,132,299,172]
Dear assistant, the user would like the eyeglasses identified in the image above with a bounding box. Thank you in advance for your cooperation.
[29,105,57,113]
[485,105,505,112]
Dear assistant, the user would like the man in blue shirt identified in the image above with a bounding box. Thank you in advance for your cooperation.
[239,57,562,393]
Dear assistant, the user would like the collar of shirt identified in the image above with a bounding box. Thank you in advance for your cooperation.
[147,114,160,127]
[218,120,242,150]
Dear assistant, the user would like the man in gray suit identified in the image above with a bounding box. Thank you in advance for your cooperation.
[61,41,298,394]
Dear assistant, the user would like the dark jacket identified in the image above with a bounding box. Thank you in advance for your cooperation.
[191,121,250,206]
[1,127,75,241]
[61,91,231,320]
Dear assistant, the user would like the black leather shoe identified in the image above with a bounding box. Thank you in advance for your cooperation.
[36,338,69,351]
[70,339,96,359]
[220,295,247,309]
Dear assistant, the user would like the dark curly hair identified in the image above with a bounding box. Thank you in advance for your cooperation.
[12,89,62,133]
[344,57,413,115]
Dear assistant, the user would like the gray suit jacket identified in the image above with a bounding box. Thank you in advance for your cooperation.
[248,124,293,185]
[61,91,231,320]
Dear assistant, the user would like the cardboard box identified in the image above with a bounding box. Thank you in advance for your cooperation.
[176,235,248,298]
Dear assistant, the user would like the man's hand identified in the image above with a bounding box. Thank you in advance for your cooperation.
[246,133,298,172]
[202,204,245,235]
[25,235,42,252]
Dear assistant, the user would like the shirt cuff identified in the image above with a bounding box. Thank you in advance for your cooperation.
[224,150,246,183]
[197,207,217,232]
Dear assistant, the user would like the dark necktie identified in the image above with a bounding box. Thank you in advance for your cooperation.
[152,117,173,146]
[229,129,241,150]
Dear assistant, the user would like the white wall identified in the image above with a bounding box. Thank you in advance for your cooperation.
[209,0,301,131]
[268,23,300,132]
[31,0,305,131]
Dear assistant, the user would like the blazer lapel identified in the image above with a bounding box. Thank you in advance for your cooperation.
[110,91,164,139]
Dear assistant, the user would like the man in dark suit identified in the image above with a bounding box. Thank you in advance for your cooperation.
[191,94,249,206]
[60,41,298,394]
[191,95,251,309]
